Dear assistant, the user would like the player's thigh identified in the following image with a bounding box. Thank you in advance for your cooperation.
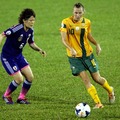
[91,71,104,85]
[17,55,34,81]
[21,65,34,82]
[91,71,100,81]
[79,71,91,88]
[12,71,24,84]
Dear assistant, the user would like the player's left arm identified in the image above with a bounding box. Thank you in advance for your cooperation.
[87,33,101,55]
[29,43,46,57]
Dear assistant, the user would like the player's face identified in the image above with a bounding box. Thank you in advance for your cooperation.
[23,16,35,29]
[73,7,84,21]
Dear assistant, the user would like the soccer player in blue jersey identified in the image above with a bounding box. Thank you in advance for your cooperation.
[0,8,46,104]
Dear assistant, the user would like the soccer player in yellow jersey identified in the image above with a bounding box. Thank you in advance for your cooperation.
[60,3,115,109]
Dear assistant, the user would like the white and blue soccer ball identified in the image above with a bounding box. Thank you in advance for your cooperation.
[75,102,91,118]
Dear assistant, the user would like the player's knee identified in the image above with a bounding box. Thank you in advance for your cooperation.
[94,76,105,85]
[14,76,24,84]
[92,75,100,83]
[26,74,34,82]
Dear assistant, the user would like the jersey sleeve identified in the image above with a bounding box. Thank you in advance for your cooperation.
[3,24,23,37]
[3,28,13,36]
[59,19,67,32]
[87,20,91,33]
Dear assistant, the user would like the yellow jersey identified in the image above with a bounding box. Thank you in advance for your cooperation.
[60,16,93,57]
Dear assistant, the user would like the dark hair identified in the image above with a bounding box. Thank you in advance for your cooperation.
[74,3,84,10]
[18,8,36,24]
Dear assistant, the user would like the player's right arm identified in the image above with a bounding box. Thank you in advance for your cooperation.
[60,19,77,57]
[0,33,6,45]
[60,31,71,51]
[60,31,77,57]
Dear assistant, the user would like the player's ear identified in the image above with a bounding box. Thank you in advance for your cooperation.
[82,7,85,14]
[82,11,85,15]
[23,19,26,23]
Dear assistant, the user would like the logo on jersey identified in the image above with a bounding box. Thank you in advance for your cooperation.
[61,23,66,28]
[75,27,80,31]
[13,66,18,71]
[18,34,23,41]
[81,23,85,27]
[6,30,11,35]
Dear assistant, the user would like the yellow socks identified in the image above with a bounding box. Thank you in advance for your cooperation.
[87,80,112,104]
[102,80,112,93]
[87,85,101,104]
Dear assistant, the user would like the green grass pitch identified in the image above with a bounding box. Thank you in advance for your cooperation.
[0,0,120,119]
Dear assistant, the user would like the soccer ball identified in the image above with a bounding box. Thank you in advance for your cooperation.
[75,102,91,118]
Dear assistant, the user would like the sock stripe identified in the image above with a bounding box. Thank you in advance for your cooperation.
[12,80,19,87]
[24,79,32,85]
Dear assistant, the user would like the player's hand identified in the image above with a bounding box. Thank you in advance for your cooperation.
[39,50,46,57]
[96,44,101,55]
[70,48,77,57]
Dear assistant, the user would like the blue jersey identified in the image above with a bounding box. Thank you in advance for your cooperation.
[2,24,34,58]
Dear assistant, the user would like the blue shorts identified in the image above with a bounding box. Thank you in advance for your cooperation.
[1,54,29,75]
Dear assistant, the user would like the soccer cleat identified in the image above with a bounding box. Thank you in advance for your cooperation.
[17,98,30,104]
[93,103,104,109]
[109,87,115,104]
[2,95,14,104]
